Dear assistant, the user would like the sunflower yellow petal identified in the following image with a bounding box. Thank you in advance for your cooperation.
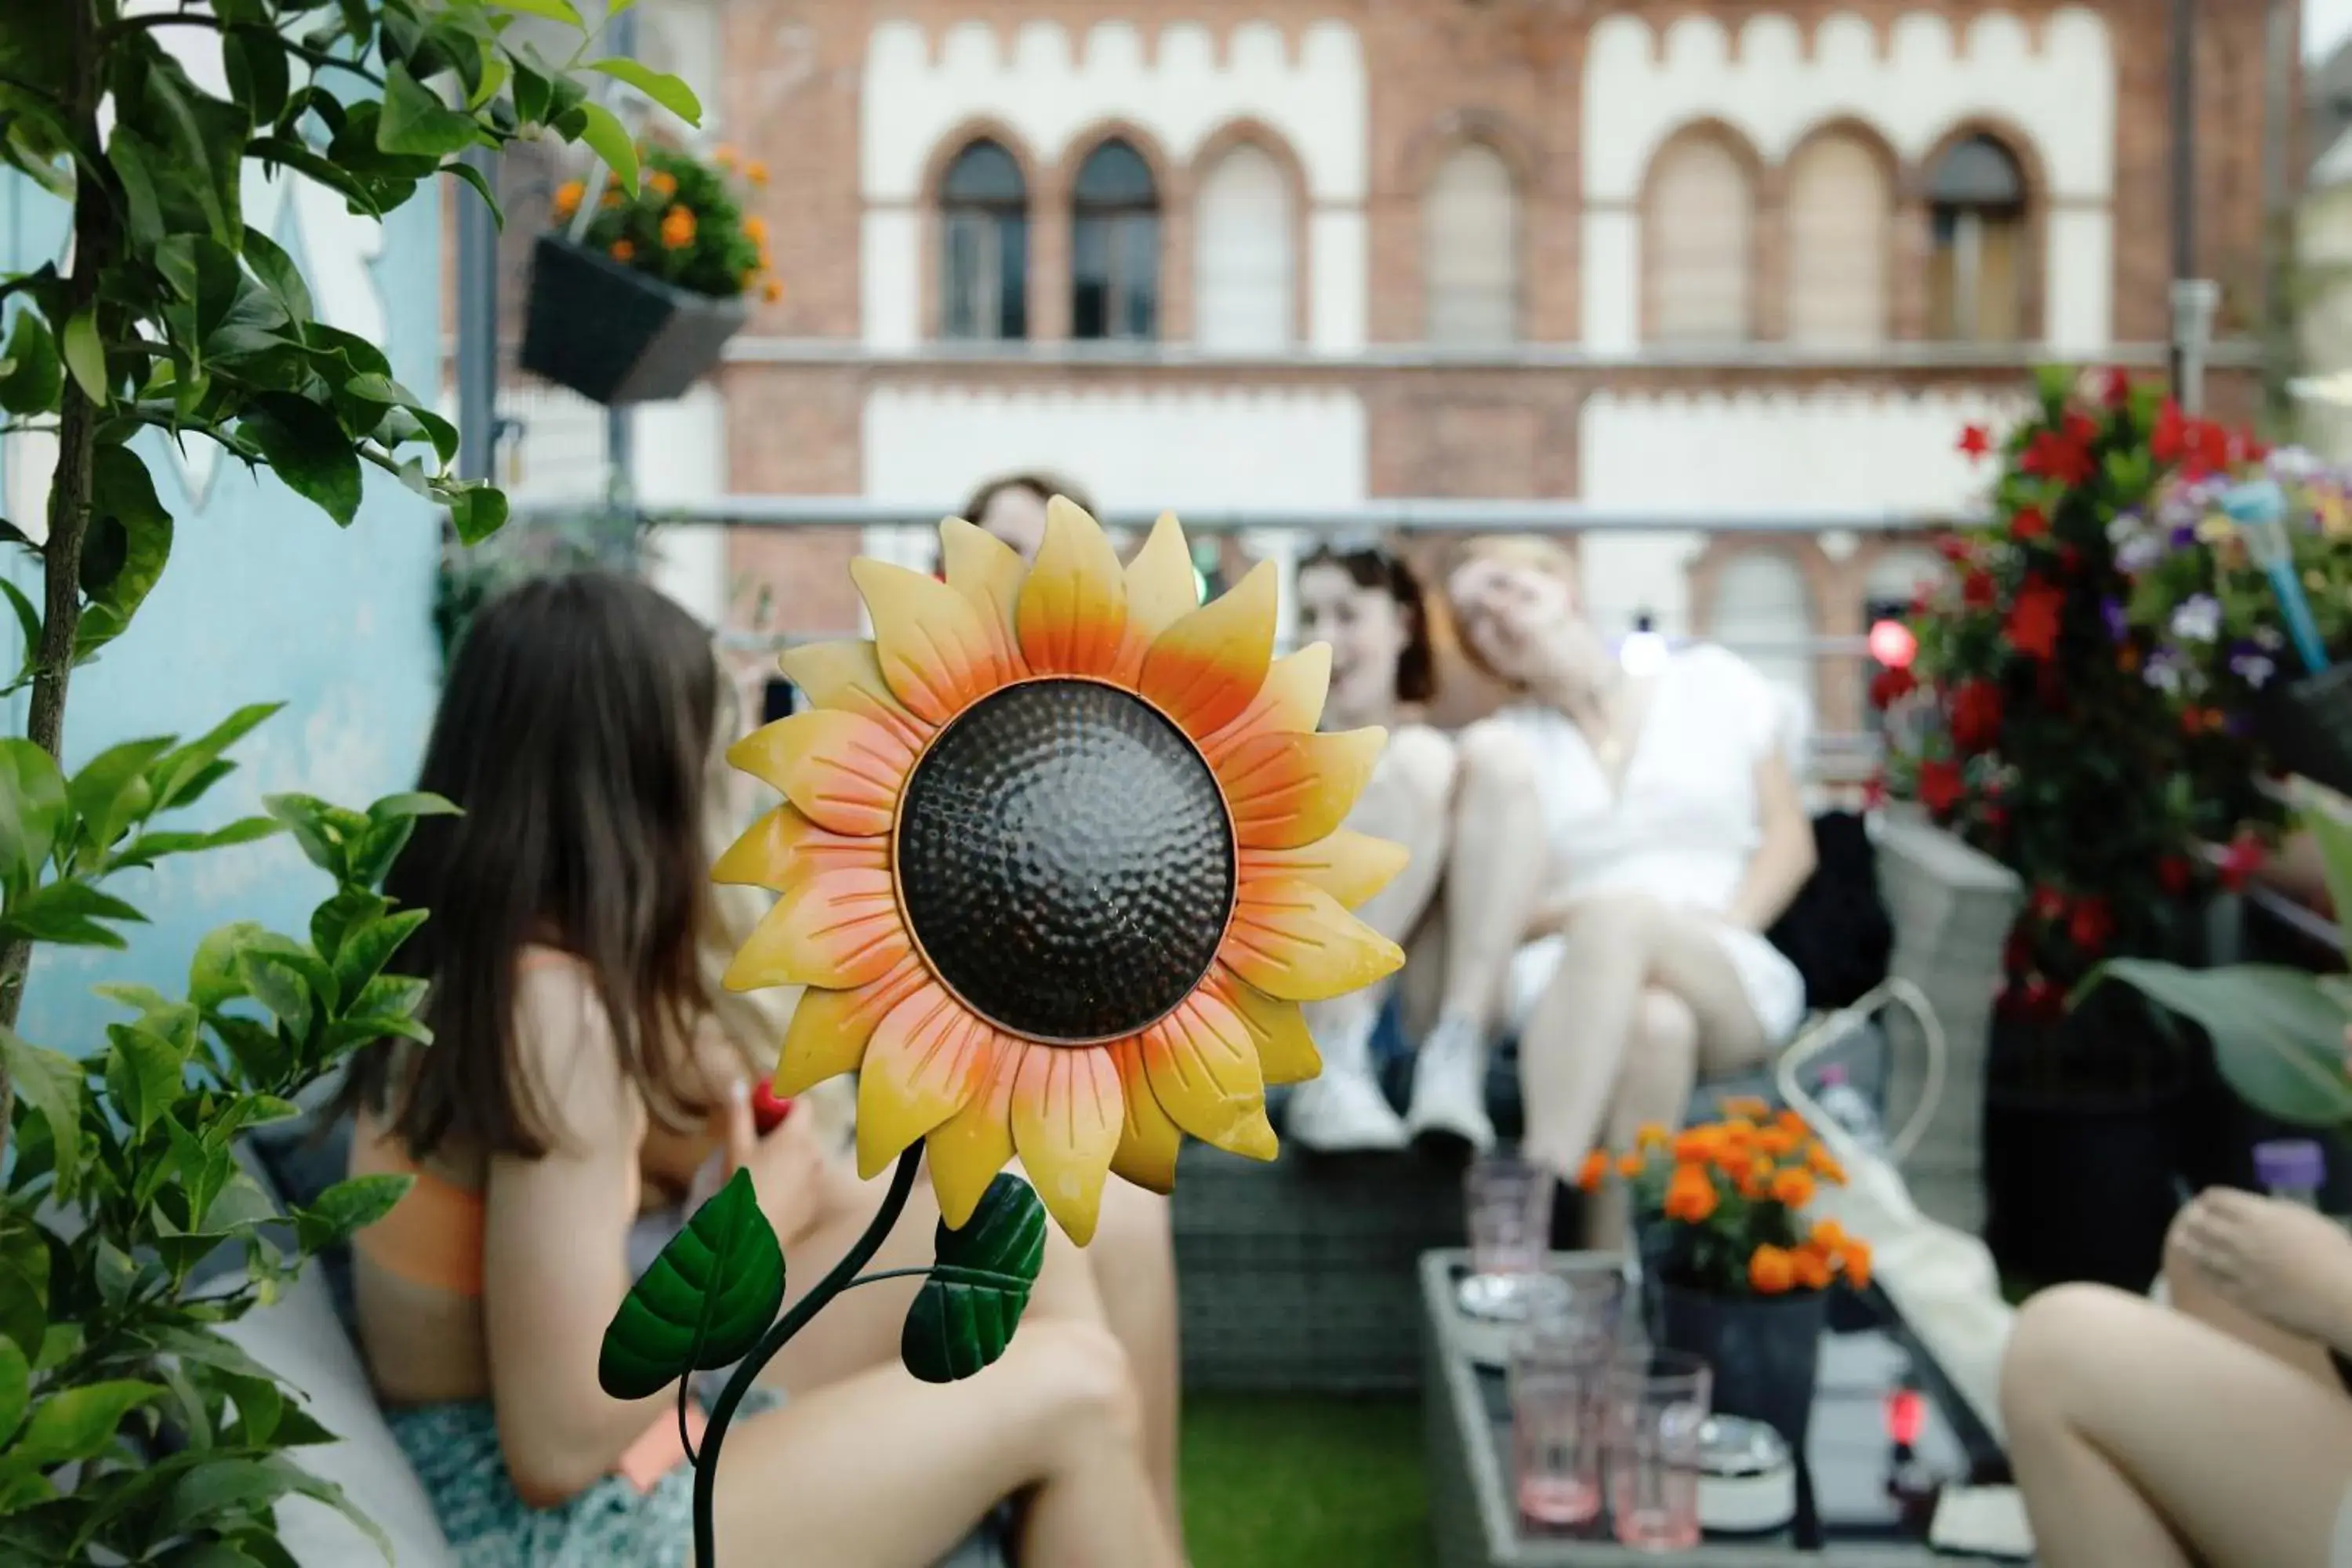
[849,557,1007,727]
[1221,879,1406,1002]
[714,803,889,892]
[1216,726,1386,849]
[1203,644,1331,768]
[1122,513,1200,648]
[1108,1037,1185,1192]
[728,710,913,838]
[926,1042,1022,1229]
[771,958,928,1096]
[1017,495,1130,677]
[1138,989,1276,1159]
[723,866,908,992]
[1243,829,1410,909]
[1138,560,1279,740]
[775,639,924,742]
[855,985,993,1179]
[938,517,1027,670]
[1207,967,1324,1087]
[1009,1044,1124,1244]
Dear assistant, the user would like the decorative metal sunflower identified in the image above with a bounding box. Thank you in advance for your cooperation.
[713,498,1407,1242]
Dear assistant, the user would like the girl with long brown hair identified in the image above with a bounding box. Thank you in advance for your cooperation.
[338,572,1182,1568]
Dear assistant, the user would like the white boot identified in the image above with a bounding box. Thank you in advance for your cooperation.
[1286,1014,1410,1153]
[1405,1013,1496,1152]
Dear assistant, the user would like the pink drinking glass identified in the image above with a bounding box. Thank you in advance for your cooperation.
[1606,1349,1711,1552]
[1461,1150,1555,1318]
[1508,1319,1616,1528]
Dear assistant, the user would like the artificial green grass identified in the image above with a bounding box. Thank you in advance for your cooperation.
[1180,1395,1432,1568]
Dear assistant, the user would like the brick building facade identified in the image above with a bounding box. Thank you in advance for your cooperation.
[480,0,2282,734]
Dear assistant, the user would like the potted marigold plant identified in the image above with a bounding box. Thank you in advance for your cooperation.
[521,141,778,405]
[1578,1102,1871,1451]
[1879,366,2239,1290]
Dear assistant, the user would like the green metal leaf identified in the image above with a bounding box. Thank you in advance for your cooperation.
[900,1173,1046,1385]
[598,1168,784,1399]
[2084,960,2352,1127]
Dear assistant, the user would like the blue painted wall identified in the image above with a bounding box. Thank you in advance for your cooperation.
[2,176,445,1051]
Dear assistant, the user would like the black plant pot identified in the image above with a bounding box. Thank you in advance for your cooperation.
[2254,663,2352,798]
[520,234,749,406]
[1982,1019,2185,1291]
[1653,1282,1829,1453]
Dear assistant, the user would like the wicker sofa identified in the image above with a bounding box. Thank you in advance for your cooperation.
[1171,809,2024,1396]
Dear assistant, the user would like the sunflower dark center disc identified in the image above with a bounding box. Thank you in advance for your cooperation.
[895,679,1236,1044]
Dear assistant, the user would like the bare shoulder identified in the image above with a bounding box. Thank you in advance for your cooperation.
[509,951,643,1153]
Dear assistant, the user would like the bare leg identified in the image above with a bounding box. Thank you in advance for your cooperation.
[1435,720,1551,1030]
[2161,1210,2343,1388]
[2001,1283,2352,1568]
[716,1318,1179,1568]
[1581,989,1698,1253]
[1085,1181,1184,1550]
[1301,725,1456,1048]
[1517,896,1766,1178]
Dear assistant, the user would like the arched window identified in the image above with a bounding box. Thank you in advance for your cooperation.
[940,140,1029,340]
[1785,132,1891,347]
[1071,139,1160,341]
[1864,546,1946,622]
[1194,142,1294,353]
[1706,549,1816,711]
[1645,134,1753,343]
[1927,134,2027,342]
[1424,143,1519,346]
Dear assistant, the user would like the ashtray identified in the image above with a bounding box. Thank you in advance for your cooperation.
[1696,1416,1798,1535]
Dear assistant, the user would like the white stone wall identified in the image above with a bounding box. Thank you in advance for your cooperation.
[1581,8,2117,353]
[859,19,1369,352]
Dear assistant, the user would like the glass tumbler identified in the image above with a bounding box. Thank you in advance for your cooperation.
[1508,1318,1616,1528]
[1461,1149,1555,1319]
[1606,1348,1711,1552]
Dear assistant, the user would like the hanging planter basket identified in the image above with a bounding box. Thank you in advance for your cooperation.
[520,234,749,406]
[2255,663,2352,799]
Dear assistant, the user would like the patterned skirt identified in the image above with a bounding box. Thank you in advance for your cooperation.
[387,1388,783,1568]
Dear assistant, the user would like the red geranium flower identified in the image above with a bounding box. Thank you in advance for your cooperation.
[2156,855,2194,895]
[1948,678,2004,752]
[1869,665,1919,710]
[1958,424,1992,459]
[2009,505,2049,542]
[1962,568,1998,608]
[2020,974,2063,1020]
[1936,532,1976,564]
[1862,771,1889,810]
[1916,758,1965,817]
[2151,398,2189,461]
[2004,578,2064,659]
[2022,427,2095,488]
[2067,895,2114,954]
[2099,368,2132,406]
[2219,833,2267,891]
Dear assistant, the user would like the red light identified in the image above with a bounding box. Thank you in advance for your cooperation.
[1868,619,1918,670]
[1884,1388,1926,1446]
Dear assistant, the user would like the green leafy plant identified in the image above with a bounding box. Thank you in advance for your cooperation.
[2082,789,2352,1127]
[0,0,701,1557]
[552,140,776,301]
[0,780,452,1561]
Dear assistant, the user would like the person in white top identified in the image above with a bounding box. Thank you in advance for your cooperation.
[1281,541,1457,1152]
[1410,535,1817,1244]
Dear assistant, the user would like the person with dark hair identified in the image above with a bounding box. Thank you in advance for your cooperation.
[960,471,1095,564]
[336,572,1183,1568]
[1280,539,1459,1152]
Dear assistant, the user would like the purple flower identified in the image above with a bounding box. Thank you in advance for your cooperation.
[2228,644,2278,690]
[2167,523,2200,551]
[2100,597,2130,642]
[2169,594,2222,643]
[2143,648,2185,694]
